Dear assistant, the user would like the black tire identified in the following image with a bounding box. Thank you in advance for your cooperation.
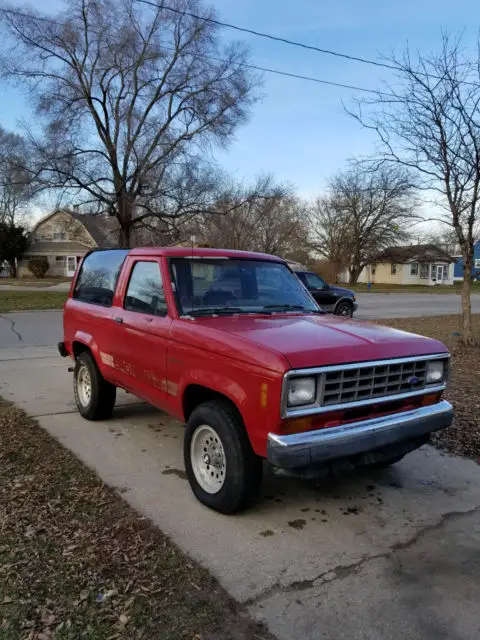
[184,400,263,514]
[73,352,116,421]
[334,300,354,317]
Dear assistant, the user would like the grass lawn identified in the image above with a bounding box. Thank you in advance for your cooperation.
[0,278,71,287]
[353,282,469,294]
[376,315,480,462]
[0,291,67,312]
[0,398,272,640]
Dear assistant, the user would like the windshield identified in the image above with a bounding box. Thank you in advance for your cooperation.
[170,258,321,316]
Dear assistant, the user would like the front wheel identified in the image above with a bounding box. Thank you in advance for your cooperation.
[184,400,263,514]
[334,300,354,317]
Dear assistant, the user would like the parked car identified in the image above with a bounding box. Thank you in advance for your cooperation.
[59,248,453,513]
[295,270,357,316]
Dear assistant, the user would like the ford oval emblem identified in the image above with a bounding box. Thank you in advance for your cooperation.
[408,375,420,386]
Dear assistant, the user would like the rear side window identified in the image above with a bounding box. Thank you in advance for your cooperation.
[124,261,167,317]
[73,250,128,307]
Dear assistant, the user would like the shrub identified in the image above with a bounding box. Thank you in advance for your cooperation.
[28,257,50,278]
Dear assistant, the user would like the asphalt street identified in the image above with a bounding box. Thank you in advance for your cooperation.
[1,304,480,640]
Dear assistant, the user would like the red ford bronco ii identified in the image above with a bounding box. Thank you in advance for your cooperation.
[59,248,453,513]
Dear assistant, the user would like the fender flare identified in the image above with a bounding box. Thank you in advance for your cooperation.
[179,369,248,420]
[72,331,100,360]
[333,296,354,313]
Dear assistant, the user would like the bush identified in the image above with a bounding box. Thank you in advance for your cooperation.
[28,257,50,278]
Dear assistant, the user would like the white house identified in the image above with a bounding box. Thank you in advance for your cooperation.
[340,244,456,286]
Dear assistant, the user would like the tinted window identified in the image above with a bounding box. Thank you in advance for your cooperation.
[305,273,326,289]
[74,250,128,307]
[124,261,167,317]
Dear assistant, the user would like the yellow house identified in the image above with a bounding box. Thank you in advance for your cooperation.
[19,210,119,277]
[349,245,456,286]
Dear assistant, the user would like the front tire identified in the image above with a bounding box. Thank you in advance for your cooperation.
[334,300,354,317]
[184,400,263,514]
[74,352,116,421]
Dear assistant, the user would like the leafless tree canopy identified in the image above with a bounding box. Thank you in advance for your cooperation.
[0,0,259,247]
[0,126,33,226]
[310,164,417,283]
[348,36,480,343]
[199,175,310,260]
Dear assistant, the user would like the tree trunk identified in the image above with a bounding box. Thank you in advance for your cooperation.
[8,259,17,278]
[349,263,362,284]
[116,195,133,248]
[461,264,475,345]
[119,225,131,249]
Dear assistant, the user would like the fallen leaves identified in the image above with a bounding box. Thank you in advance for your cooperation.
[377,315,480,462]
[0,398,273,640]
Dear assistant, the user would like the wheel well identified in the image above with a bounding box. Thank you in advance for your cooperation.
[335,298,353,309]
[72,341,93,359]
[182,385,239,421]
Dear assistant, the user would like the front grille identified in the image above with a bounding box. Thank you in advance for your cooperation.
[321,360,428,407]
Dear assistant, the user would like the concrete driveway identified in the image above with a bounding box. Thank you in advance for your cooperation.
[1,312,480,640]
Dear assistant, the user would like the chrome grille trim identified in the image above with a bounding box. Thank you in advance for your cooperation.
[281,353,450,419]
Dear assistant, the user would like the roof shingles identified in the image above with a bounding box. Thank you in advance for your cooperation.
[372,244,455,264]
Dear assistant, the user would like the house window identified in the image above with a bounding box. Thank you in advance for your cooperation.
[475,259,480,268]
[391,263,397,275]
[52,226,68,241]
[420,263,429,279]
[410,262,419,276]
[371,265,376,276]
[55,256,66,264]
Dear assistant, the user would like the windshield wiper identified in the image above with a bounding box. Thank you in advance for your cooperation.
[263,304,325,314]
[186,307,244,317]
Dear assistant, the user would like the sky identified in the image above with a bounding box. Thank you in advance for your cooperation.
[0,0,478,204]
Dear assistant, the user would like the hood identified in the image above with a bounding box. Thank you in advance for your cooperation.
[328,284,355,297]
[193,314,447,370]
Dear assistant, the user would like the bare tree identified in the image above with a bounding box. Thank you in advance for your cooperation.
[420,226,460,256]
[348,36,480,344]
[311,164,417,284]
[0,127,33,226]
[0,0,258,247]
[200,175,309,259]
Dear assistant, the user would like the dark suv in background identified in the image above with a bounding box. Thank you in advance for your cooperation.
[295,271,357,317]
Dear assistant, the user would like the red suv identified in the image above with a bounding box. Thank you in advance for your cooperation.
[59,248,453,513]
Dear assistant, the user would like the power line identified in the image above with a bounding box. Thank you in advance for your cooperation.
[0,5,391,96]
[135,0,398,73]
[135,0,480,88]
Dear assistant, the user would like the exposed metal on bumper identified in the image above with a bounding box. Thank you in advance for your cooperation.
[267,400,454,469]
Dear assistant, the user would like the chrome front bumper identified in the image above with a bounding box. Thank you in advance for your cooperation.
[267,400,454,469]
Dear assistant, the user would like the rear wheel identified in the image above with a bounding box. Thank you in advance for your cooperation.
[184,400,263,514]
[334,300,354,317]
[74,352,116,420]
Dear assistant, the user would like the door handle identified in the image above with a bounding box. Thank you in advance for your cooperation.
[114,317,123,324]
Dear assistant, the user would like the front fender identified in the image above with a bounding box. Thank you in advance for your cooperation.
[178,369,248,420]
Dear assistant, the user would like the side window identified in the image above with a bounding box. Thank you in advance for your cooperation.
[74,250,128,307]
[124,261,167,317]
[305,273,325,289]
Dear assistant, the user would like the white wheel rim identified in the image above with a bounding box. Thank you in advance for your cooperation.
[338,304,351,316]
[77,365,92,407]
[190,425,226,494]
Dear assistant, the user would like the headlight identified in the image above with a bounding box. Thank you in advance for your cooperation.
[425,360,445,384]
[287,377,316,406]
